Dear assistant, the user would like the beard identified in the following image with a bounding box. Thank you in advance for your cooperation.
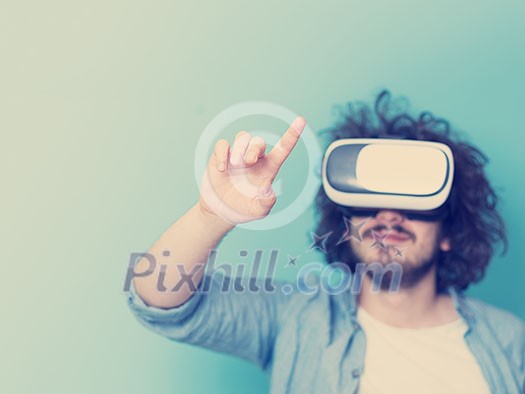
[349,241,440,291]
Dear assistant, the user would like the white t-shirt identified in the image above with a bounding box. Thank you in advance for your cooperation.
[357,306,490,394]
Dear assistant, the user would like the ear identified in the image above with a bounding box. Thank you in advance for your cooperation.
[440,237,451,252]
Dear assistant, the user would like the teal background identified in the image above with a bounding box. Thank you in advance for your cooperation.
[1,1,524,393]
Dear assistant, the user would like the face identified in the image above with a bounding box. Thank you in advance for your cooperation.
[350,209,451,288]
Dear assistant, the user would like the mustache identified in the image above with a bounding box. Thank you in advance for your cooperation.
[363,223,416,240]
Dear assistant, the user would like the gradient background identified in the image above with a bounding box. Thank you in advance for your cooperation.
[2,1,524,393]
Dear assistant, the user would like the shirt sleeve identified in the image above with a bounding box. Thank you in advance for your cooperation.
[126,274,291,370]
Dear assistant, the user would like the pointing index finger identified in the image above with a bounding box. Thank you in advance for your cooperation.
[267,116,306,172]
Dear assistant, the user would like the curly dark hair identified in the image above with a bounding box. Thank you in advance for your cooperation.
[315,90,507,292]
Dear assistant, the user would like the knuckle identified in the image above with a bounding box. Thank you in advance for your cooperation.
[281,133,294,149]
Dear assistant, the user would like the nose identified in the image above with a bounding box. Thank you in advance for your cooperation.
[375,209,404,225]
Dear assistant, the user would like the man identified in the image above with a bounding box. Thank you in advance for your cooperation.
[127,91,525,393]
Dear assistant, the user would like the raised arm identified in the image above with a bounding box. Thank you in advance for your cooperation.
[132,116,307,309]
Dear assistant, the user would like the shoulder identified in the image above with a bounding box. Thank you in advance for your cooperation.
[464,296,525,334]
[463,296,525,370]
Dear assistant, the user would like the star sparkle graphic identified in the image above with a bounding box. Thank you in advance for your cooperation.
[286,254,301,267]
[336,216,369,245]
[394,246,407,258]
[307,231,332,254]
[369,230,390,250]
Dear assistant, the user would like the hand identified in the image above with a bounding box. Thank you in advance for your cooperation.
[199,116,307,225]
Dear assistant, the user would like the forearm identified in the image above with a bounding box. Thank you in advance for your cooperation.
[133,202,234,309]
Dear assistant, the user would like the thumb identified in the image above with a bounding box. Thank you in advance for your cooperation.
[256,181,276,209]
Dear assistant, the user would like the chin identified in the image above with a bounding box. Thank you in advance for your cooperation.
[368,246,395,260]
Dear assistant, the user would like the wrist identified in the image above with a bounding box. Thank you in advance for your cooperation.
[196,202,235,236]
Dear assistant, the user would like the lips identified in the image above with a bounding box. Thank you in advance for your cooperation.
[384,231,412,243]
[366,229,414,243]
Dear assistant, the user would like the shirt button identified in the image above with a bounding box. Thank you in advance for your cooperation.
[352,369,361,379]
[352,323,360,331]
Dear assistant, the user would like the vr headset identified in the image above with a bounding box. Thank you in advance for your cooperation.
[322,138,454,221]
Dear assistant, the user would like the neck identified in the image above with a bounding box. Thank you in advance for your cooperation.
[357,265,458,328]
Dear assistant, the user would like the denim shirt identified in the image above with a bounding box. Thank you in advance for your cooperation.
[127,275,525,394]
